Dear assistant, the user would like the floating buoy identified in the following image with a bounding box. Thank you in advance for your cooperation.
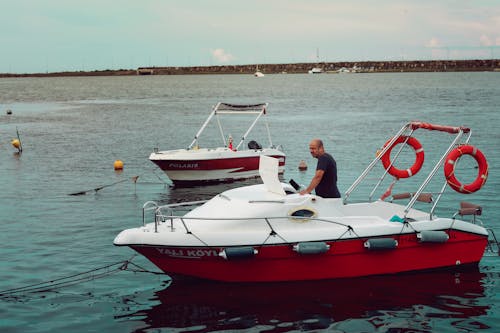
[11,138,21,149]
[114,160,124,170]
[6,109,12,115]
[298,160,308,171]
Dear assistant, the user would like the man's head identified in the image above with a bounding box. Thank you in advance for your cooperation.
[308,139,325,159]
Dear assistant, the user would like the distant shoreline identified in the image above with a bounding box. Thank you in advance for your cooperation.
[1,59,499,78]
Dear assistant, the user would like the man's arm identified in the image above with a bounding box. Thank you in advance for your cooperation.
[300,169,325,195]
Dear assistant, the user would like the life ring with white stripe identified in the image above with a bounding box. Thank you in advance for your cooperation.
[381,136,424,179]
[444,145,488,193]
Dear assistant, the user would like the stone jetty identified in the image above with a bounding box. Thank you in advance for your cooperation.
[137,59,500,75]
[1,59,499,77]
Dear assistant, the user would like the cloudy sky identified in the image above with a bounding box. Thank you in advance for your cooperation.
[1,0,499,73]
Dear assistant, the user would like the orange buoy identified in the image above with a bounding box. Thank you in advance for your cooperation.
[298,160,308,171]
[11,138,21,149]
[114,159,124,170]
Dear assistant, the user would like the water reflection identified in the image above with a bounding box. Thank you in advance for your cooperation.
[127,267,489,332]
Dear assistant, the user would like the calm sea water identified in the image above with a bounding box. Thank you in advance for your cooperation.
[1,72,499,332]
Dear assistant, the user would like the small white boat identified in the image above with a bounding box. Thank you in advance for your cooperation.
[337,66,360,73]
[254,65,264,77]
[116,121,496,282]
[308,67,323,74]
[149,102,285,185]
[309,48,324,74]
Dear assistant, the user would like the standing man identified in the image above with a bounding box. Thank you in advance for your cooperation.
[299,139,341,198]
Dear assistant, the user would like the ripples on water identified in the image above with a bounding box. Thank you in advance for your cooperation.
[1,73,499,332]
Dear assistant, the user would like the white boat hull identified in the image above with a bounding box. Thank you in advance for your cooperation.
[150,147,286,185]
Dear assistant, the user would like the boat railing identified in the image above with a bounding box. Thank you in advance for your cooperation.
[343,121,472,220]
[142,200,209,232]
[486,228,500,256]
[145,201,361,239]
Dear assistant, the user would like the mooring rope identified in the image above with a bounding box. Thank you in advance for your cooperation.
[0,255,165,299]
[68,176,140,196]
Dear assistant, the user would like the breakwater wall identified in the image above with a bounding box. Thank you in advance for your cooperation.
[138,59,500,75]
[1,59,499,77]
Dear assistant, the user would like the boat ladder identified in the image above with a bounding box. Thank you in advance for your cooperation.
[452,201,499,256]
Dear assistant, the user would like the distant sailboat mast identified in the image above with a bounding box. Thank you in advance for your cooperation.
[254,64,264,77]
[308,48,324,74]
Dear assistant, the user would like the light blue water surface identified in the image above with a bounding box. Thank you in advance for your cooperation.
[0,72,499,332]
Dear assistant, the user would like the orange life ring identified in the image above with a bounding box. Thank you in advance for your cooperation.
[381,136,424,179]
[444,145,488,194]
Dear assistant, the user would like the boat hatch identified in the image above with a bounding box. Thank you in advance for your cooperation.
[289,207,317,221]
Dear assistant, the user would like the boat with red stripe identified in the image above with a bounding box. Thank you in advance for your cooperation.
[115,121,498,282]
[149,102,285,185]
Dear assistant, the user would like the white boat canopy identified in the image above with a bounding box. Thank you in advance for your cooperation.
[189,102,273,151]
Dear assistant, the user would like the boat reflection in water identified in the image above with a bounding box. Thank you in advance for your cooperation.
[126,266,489,332]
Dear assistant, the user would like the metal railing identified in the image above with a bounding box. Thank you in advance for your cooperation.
[141,200,356,239]
[343,121,472,221]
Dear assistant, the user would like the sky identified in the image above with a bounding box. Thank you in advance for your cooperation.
[1,0,499,73]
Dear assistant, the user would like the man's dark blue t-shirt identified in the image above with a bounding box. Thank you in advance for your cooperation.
[315,153,341,198]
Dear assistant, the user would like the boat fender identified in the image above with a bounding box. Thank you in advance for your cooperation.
[417,230,449,243]
[381,136,424,179]
[219,246,258,260]
[444,145,488,194]
[364,238,398,250]
[293,242,330,254]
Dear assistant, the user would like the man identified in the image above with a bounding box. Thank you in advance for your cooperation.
[299,139,341,198]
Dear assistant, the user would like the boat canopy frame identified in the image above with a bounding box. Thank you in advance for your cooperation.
[343,121,472,219]
[188,102,274,150]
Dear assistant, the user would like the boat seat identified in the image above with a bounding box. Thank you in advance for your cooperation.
[459,202,482,216]
[391,192,433,203]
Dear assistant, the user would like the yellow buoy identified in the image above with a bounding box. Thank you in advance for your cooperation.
[114,159,124,170]
[11,138,21,149]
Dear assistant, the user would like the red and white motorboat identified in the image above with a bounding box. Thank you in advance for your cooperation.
[149,102,285,185]
[115,122,497,282]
